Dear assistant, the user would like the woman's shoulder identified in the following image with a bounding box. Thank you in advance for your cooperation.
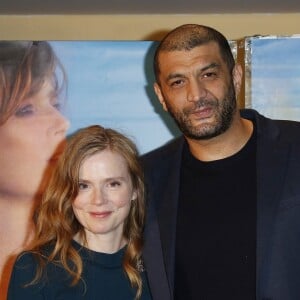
[10,251,47,289]
[9,249,75,296]
[7,252,42,299]
[14,242,56,265]
[14,251,39,270]
[13,247,65,280]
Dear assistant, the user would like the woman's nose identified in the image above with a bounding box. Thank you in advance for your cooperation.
[52,110,70,136]
[92,188,108,205]
[59,114,70,134]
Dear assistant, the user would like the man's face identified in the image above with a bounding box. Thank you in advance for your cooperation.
[154,42,241,140]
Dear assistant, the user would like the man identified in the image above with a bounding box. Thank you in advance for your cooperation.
[142,24,300,300]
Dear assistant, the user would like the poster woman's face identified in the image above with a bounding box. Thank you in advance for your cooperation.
[0,80,70,200]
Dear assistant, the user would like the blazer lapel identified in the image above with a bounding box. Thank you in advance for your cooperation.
[157,153,182,292]
[256,121,290,297]
[143,205,172,300]
[143,137,184,299]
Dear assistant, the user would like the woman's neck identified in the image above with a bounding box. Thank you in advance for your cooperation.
[73,232,127,254]
[0,197,36,300]
[0,197,36,255]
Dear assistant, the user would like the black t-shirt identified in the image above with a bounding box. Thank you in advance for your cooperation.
[174,131,257,300]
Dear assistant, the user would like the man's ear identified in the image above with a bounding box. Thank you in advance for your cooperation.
[232,63,243,96]
[154,82,168,112]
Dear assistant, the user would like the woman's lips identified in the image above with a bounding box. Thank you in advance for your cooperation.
[89,211,114,218]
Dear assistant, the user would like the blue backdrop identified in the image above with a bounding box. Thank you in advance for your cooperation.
[51,41,180,154]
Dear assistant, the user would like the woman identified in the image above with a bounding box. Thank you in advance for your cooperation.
[0,41,70,298]
[7,125,152,300]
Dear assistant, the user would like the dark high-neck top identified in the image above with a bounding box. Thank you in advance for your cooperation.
[7,240,152,300]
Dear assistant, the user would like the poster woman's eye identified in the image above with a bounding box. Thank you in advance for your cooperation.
[15,104,34,117]
[51,95,62,111]
[53,102,61,111]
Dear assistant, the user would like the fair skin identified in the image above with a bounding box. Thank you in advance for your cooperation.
[73,150,137,254]
[154,41,253,161]
[0,79,70,298]
[0,80,70,200]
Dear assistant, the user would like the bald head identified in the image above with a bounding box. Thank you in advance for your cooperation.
[154,24,235,82]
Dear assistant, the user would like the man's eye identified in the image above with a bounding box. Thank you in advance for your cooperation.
[15,104,34,117]
[202,72,217,79]
[170,79,184,87]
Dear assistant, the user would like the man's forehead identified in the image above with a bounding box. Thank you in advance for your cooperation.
[158,42,222,59]
[158,44,224,69]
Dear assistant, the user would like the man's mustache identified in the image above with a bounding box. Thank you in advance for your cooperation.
[184,98,218,114]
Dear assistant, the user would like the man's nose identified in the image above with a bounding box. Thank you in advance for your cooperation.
[187,79,207,102]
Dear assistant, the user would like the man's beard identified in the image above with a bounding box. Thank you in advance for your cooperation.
[165,80,237,140]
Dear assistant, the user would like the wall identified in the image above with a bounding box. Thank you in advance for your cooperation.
[0,13,300,40]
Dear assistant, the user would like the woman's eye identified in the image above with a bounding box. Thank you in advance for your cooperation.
[109,181,121,188]
[15,104,34,117]
[50,94,62,111]
[78,182,89,190]
[53,102,61,111]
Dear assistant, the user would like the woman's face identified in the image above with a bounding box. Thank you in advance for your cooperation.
[72,149,136,247]
[0,80,70,200]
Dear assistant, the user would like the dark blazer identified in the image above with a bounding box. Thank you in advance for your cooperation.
[141,109,300,300]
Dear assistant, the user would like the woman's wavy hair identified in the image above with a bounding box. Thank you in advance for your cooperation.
[30,125,145,299]
[0,41,66,125]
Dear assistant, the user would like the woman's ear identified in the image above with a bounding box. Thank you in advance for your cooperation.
[131,190,137,201]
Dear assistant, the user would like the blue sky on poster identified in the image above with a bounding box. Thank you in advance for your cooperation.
[50,41,180,154]
[246,36,300,121]
[51,38,300,154]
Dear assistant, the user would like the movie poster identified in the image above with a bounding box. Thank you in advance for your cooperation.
[244,35,300,121]
[50,40,180,154]
[0,40,180,297]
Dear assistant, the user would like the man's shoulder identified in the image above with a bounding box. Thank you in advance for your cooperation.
[141,136,184,165]
[241,108,300,142]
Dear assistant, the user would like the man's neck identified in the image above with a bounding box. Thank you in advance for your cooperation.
[186,117,253,162]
